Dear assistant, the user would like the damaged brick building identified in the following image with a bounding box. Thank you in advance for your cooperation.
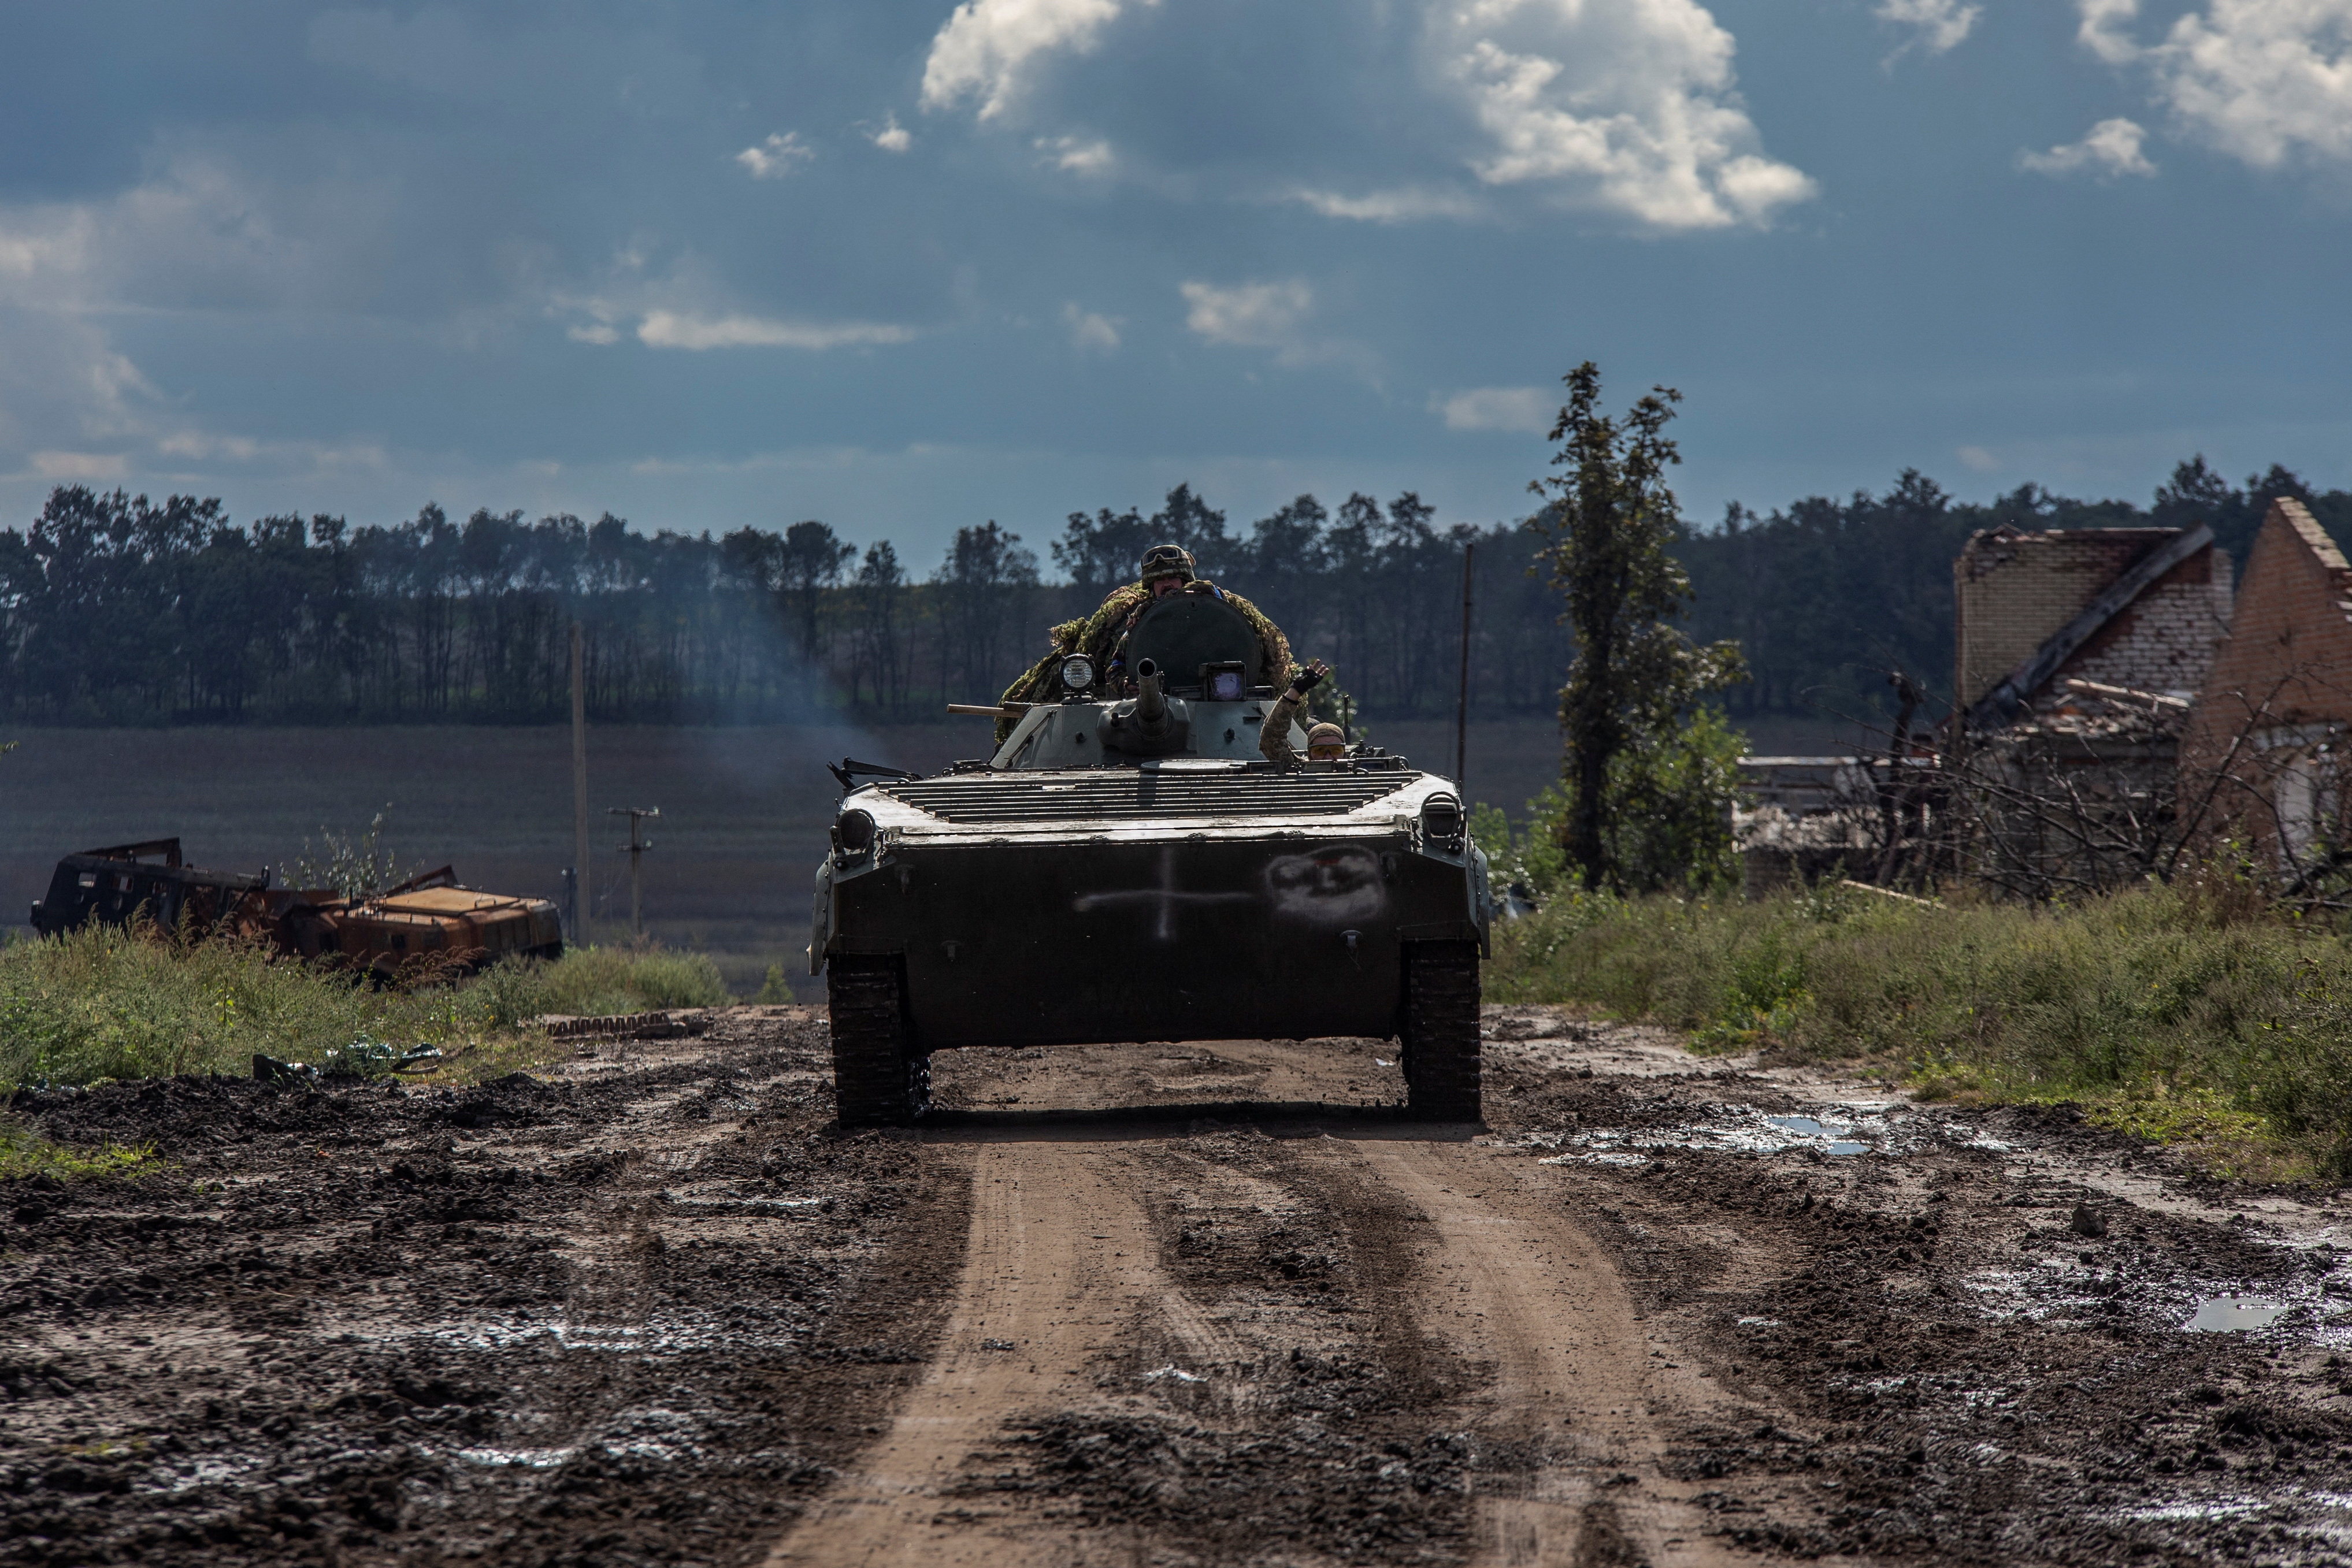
[1947,522,2234,893]
[1956,523,2234,722]
[2182,497,2352,872]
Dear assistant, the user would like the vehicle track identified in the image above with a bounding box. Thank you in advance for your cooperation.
[763,1138,1185,1567]
[1344,1136,1736,1566]
[765,1041,1763,1567]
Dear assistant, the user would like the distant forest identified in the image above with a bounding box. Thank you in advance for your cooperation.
[2,459,2346,729]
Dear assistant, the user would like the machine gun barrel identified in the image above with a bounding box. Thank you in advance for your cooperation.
[1134,659,1171,733]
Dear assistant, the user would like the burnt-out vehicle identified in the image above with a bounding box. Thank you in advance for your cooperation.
[31,841,561,978]
[29,839,270,939]
[810,591,1497,1125]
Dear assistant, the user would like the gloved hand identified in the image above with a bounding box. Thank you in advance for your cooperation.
[1289,659,1330,696]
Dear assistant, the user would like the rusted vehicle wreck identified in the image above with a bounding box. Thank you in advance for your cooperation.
[30,839,561,978]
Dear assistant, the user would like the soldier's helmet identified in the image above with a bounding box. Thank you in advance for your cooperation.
[1139,544,1196,585]
[1307,722,1346,758]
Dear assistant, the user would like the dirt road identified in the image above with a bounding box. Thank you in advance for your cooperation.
[7,1010,2352,1566]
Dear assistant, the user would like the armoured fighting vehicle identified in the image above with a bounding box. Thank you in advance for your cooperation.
[810,591,1497,1124]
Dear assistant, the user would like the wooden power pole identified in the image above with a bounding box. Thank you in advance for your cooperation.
[570,622,589,946]
[610,807,659,940]
[1455,541,1475,790]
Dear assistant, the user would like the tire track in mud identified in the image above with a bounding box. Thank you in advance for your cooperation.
[771,1042,1771,1567]
[763,1138,1181,1567]
[1329,1136,1741,1567]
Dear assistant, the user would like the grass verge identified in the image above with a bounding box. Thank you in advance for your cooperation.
[1486,880,2352,1183]
[0,926,734,1090]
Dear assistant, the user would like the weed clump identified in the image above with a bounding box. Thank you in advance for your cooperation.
[1487,880,2352,1180]
[0,926,734,1090]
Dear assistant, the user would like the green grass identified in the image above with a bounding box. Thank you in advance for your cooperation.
[1487,880,2352,1183]
[0,925,733,1090]
[0,1118,154,1181]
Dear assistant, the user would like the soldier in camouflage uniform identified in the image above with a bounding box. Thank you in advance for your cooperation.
[996,544,1298,744]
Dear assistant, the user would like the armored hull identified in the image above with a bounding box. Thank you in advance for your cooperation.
[821,764,1477,1047]
[814,744,1493,1125]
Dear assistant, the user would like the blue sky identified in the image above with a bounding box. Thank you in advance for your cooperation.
[2,0,2347,570]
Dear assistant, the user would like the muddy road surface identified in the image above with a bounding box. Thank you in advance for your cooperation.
[6,1009,2352,1566]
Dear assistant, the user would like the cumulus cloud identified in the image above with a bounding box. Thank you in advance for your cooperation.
[2078,0,2352,166]
[1179,279,1313,349]
[1286,185,1485,222]
[1434,385,1553,433]
[735,132,814,179]
[1876,0,1981,57]
[28,451,129,481]
[1035,135,1115,173]
[635,310,915,351]
[1434,0,1816,229]
[870,114,912,153]
[921,0,1149,121]
[1062,302,1121,351]
[2020,117,2158,176]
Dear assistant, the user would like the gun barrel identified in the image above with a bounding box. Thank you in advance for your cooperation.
[1134,659,1169,729]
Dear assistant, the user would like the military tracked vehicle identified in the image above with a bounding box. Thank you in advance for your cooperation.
[811,590,1497,1125]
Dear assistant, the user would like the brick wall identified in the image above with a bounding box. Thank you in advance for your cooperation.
[2182,499,2352,859]
[1954,527,2230,708]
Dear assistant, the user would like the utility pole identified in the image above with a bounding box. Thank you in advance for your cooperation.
[1455,541,1475,790]
[570,623,589,946]
[610,807,659,940]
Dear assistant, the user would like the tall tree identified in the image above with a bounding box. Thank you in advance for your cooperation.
[935,522,1038,701]
[778,520,855,662]
[852,541,908,714]
[1531,363,1745,891]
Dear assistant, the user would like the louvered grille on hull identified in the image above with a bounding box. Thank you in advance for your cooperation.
[880,771,1411,823]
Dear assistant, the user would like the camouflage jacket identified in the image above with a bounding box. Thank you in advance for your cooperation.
[995,579,1297,744]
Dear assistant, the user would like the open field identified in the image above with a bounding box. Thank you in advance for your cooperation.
[6,1010,2351,1565]
[0,716,1654,995]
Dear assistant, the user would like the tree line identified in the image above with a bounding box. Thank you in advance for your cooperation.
[0,484,1567,726]
[1,458,2343,730]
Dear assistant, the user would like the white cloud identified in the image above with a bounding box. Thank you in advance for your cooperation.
[1180,279,1313,350]
[870,114,912,153]
[921,0,1149,121]
[1435,385,1553,433]
[1434,0,1816,229]
[1034,134,1115,173]
[1958,444,1999,471]
[2021,117,2158,176]
[566,321,622,344]
[28,450,129,481]
[1286,185,1485,222]
[1876,0,1981,57]
[152,431,389,470]
[1062,302,1121,351]
[735,132,814,179]
[2078,0,2352,167]
[635,310,915,351]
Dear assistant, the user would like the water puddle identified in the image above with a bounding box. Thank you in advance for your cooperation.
[1764,1116,1870,1155]
[2186,1296,2288,1332]
[1523,1103,1908,1165]
[457,1446,577,1469]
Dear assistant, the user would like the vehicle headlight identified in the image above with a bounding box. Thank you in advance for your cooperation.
[1060,654,1096,691]
[833,808,876,856]
[1419,794,1464,851]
